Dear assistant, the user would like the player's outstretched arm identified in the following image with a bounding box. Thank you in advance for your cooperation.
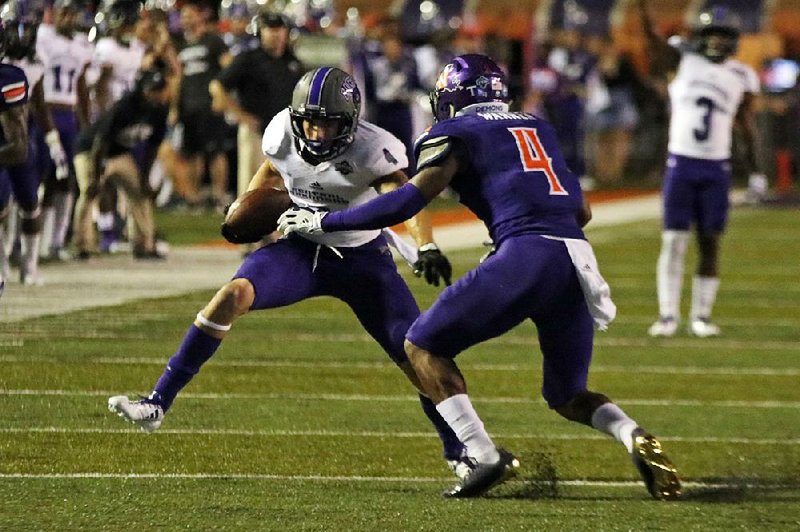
[638,0,681,73]
[278,145,460,235]
[375,170,452,287]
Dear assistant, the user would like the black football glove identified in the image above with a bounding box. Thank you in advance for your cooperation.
[414,243,452,287]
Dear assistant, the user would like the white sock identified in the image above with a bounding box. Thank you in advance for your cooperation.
[0,219,8,280]
[436,394,500,464]
[591,403,638,453]
[51,191,74,249]
[656,230,689,319]
[20,232,41,277]
[96,211,115,232]
[39,206,55,255]
[690,276,720,320]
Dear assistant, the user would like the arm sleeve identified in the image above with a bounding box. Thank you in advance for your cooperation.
[321,183,429,232]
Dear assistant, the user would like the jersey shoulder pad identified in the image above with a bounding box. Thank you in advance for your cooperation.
[0,64,29,107]
[727,59,760,93]
[93,38,115,63]
[416,135,453,170]
[355,120,408,172]
[262,108,292,157]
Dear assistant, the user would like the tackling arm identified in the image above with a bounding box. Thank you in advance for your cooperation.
[321,143,460,232]
[373,169,436,247]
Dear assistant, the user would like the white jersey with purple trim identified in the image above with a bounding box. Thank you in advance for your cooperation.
[262,108,408,248]
[91,37,146,103]
[667,52,759,160]
[12,57,45,89]
[35,24,94,106]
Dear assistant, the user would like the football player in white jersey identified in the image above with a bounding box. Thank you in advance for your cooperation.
[35,0,94,261]
[641,1,762,337]
[88,0,147,253]
[108,67,472,479]
[91,0,146,112]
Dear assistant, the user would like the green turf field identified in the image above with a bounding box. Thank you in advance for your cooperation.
[2,205,799,530]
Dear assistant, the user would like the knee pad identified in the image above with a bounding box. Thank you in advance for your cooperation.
[554,390,610,425]
[20,207,42,234]
[660,230,689,263]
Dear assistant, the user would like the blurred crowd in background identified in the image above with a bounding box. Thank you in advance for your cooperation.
[1,0,799,282]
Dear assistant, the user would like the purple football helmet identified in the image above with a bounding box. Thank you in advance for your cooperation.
[430,54,510,122]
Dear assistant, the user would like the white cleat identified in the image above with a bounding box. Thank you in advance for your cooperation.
[108,395,164,433]
[688,318,720,338]
[648,316,678,337]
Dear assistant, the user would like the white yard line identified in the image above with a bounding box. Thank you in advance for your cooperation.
[0,426,797,445]
[0,472,795,491]
[1,354,798,376]
[2,389,799,408]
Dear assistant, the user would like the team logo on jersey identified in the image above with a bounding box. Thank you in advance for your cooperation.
[334,161,353,174]
[1,81,27,103]
[383,149,398,165]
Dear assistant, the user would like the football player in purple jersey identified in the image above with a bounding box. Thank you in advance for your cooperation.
[108,67,471,480]
[279,54,682,500]
[0,5,31,297]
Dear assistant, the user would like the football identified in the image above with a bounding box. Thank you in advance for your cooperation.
[221,187,293,244]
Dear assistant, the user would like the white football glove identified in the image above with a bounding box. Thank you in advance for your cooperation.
[45,129,70,181]
[277,206,327,236]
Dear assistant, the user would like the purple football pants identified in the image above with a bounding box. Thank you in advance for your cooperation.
[407,234,595,408]
[233,234,419,364]
[662,153,731,233]
[5,121,48,210]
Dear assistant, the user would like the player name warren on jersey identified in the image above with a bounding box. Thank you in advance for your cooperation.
[667,52,759,160]
[416,110,586,243]
[262,108,409,248]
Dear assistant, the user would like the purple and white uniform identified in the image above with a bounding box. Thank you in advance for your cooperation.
[409,110,614,407]
[663,51,759,232]
[232,109,419,364]
[323,108,616,407]
[35,24,94,166]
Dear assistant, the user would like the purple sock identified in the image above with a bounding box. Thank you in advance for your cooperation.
[419,394,465,460]
[152,325,222,411]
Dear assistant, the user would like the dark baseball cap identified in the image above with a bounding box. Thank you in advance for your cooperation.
[258,11,291,28]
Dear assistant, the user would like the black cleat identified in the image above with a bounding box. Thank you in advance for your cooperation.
[443,448,519,498]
